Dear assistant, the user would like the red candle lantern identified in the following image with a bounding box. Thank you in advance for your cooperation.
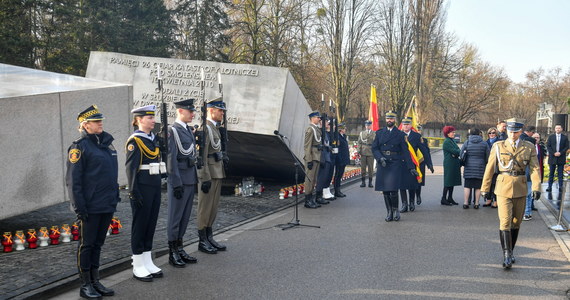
[110,217,122,235]
[49,226,61,245]
[26,229,38,249]
[71,222,80,241]
[2,232,13,253]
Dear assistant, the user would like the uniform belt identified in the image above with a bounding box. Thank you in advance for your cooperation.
[500,171,525,176]
[139,164,152,170]
[382,151,400,155]
[207,152,222,158]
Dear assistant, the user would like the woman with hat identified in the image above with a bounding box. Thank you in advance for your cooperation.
[441,126,461,206]
[125,105,165,282]
[66,105,119,298]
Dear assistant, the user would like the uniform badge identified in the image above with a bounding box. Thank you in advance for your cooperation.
[69,149,81,163]
[127,144,135,152]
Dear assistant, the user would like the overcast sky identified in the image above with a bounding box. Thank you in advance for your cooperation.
[445,0,570,83]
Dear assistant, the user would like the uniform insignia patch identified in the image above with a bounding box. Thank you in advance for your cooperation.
[69,149,81,163]
[127,144,135,152]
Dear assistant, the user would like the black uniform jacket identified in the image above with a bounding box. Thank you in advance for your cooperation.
[125,131,162,199]
[66,130,119,215]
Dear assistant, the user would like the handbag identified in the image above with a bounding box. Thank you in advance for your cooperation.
[459,140,469,166]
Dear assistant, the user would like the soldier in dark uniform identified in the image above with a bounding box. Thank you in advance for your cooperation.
[197,98,227,254]
[315,118,332,205]
[416,125,434,205]
[303,111,323,208]
[399,117,421,212]
[481,118,541,269]
[358,120,376,187]
[372,111,416,222]
[333,123,350,198]
[125,105,165,282]
[322,121,337,201]
[166,99,198,267]
[66,105,119,299]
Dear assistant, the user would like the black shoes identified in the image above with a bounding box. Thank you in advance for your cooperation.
[79,270,102,299]
[315,191,329,205]
[384,196,393,222]
[368,178,374,188]
[168,241,186,267]
[416,194,422,205]
[441,197,453,206]
[198,229,218,254]
[304,194,319,208]
[463,204,469,209]
[90,268,114,296]
[206,227,227,251]
[448,198,459,205]
[360,178,366,187]
[334,190,346,198]
[177,239,197,263]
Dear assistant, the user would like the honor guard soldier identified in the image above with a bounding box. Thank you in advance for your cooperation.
[399,117,422,212]
[303,111,323,208]
[126,105,165,282]
[358,120,376,187]
[66,105,119,299]
[197,97,227,254]
[372,111,416,222]
[333,123,350,197]
[481,118,541,269]
[315,118,333,205]
[416,125,434,205]
[166,99,199,267]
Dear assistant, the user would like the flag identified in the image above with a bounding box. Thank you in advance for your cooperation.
[368,84,380,131]
[399,98,419,132]
[405,137,423,183]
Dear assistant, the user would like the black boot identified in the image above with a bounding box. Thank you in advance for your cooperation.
[416,188,422,205]
[334,189,346,198]
[315,191,329,205]
[168,241,186,267]
[177,239,197,263]
[448,196,459,205]
[90,268,114,296]
[198,229,217,254]
[409,191,415,211]
[206,227,227,251]
[391,193,401,221]
[511,229,519,264]
[400,190,408,213]
[304,194,319,208]
[360,177,366,187]
[79,270,102,299]
[500,230,513,269]
[384,194,393,222]
[368,177,374,188]
[441,196,452,206]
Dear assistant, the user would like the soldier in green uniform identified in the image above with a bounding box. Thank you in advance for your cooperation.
[358,120,376,187]
[197,98,227,254]
[303,111,323,209]
[481,118,541,269]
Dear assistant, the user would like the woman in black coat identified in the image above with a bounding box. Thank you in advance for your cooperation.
[460,128,490,209]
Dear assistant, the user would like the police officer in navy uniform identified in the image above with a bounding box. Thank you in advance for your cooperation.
[125,105,165,282]
[399,117,422,212]
[333,123,350,197]
[314,117,332,205]
[166,99,198,267]
[66,105,119,299]
[372,111,416,222]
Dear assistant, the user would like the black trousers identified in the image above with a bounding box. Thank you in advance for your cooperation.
[131,183,161,254]
[333,164,347,190]
[78,213,113,272]
[548,164,564,188]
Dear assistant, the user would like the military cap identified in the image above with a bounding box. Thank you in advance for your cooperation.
[338,122,346,129]
[385,111,397,119]
[364,120,372,125]
[308,111,321,118]
[206,96,227,110]
[174,99,196,111]
[506,118,525,132]
[131,105,156,116]
[401,117,412,124]
[77,105,105,122]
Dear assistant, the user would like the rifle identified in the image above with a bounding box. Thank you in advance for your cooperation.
[320,97,328,165]
[157,64,168,163]
[196,68,207,169]
[217,72,230,169]
[329,99,339,155]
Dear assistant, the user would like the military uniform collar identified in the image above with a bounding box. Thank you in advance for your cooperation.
[208,118,218,127]
[175,119,189,129]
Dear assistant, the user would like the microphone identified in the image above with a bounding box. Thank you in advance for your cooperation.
[274,130,286,138]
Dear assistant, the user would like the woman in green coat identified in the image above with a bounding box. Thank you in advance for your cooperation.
[442,126,461,205]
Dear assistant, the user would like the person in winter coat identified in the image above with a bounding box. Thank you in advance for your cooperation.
[442,126,461,206]
[460,128,490,209]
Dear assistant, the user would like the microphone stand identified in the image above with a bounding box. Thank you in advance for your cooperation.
[275,132,320,230]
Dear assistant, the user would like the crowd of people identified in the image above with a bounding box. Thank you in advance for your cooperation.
[65,99,228,299]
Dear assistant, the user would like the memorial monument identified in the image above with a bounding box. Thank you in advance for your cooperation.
[86,51,312,182]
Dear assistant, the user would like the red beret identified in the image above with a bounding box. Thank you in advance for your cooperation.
[443,126,456,137]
